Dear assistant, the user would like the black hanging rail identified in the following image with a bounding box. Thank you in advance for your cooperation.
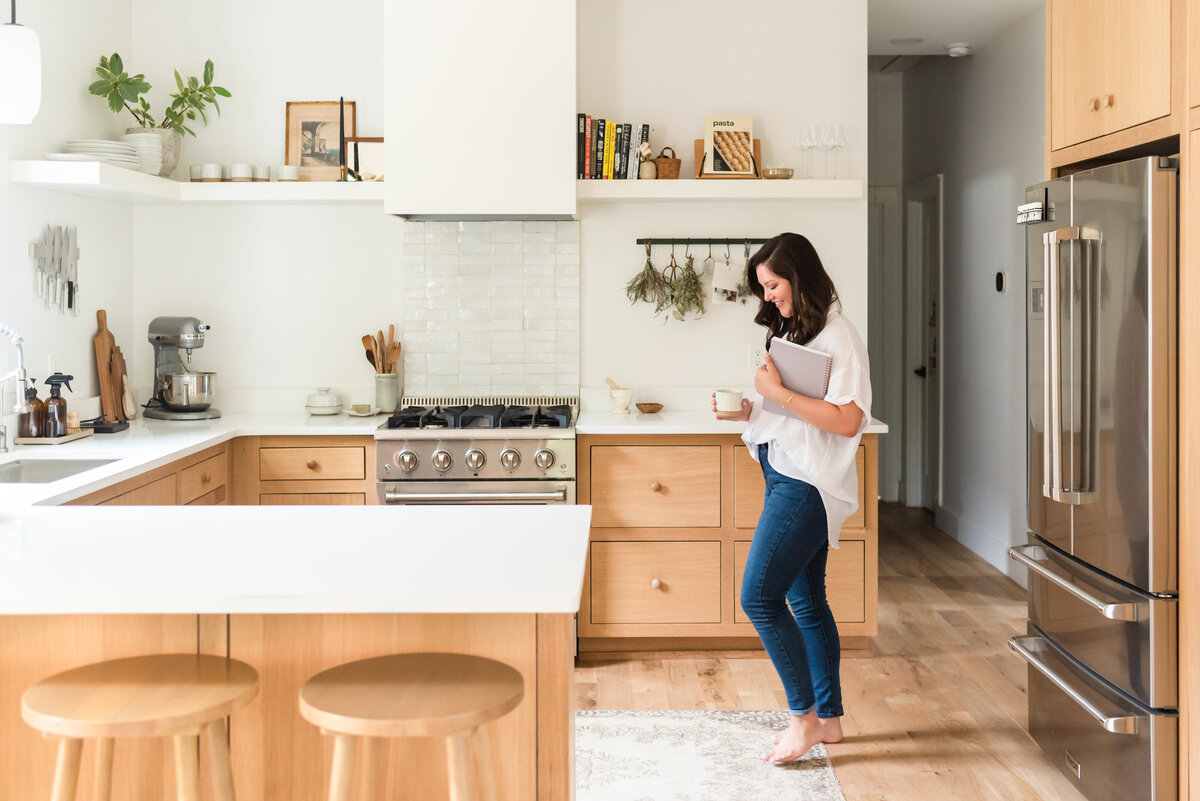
[634,237,770,246]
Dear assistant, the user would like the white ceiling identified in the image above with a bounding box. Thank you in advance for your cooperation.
[869,0,1044,55]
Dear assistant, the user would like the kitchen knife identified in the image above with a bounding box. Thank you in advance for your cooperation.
[50,226,61,310]
[34,226,47,300]
[67,225,78,316]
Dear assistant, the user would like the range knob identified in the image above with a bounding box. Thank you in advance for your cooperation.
[499,448,521,471]
[534,449,556,470]
[432,450,453,472]
[465,449,486,471]
[396,450,418,473]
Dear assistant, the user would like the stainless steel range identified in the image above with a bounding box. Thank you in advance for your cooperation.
[374,395,577,505]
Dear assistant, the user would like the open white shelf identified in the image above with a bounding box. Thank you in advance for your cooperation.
[10,161,386,204]
[576,177,862,202]
[11,160,862,207]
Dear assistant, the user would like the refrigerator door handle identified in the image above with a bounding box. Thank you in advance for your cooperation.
[1009,635,1144,734]
[1042,226,1102,505]
[1008,544,1141,621]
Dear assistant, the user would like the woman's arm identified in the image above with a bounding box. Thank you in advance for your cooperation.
[754,354,864,437]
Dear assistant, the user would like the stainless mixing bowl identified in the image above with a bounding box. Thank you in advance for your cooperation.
[160,372,217,411]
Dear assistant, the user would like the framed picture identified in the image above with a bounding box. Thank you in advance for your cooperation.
[285,101,356,181]
[344,136,385,181]
[703,115,754,176]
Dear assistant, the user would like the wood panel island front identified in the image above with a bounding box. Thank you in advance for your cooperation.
[0,505,590,801]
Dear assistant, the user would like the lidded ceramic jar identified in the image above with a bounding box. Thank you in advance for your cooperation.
[305,387,343,416]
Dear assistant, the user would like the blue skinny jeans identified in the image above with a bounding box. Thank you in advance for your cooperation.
[739,443,843,718]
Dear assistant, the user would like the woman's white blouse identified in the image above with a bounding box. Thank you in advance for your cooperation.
[741,308,872,547]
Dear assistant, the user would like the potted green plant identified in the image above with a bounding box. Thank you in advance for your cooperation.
[88,53,230,178]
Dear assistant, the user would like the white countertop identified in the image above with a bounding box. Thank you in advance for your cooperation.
[0,413,382,507]
[576,410,889,436]
[0,505,591,614]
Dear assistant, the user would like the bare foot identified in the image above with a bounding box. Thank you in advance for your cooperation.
[763,712,832,763]
[773,716,843,745]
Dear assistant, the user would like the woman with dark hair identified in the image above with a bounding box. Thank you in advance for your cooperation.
[713,232,871,763]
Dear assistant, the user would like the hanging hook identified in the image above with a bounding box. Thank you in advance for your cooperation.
[685,240,692,260]
[645,239,652,259]
[724,241,732,260]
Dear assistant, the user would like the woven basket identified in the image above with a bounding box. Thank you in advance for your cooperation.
[652,147,681,180]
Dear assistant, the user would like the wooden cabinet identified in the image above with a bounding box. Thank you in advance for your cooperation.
[1048,0,1177,158]
[69,444,228,506]
[0,615,201,801]
[589,541,722,624]
[1192,0,1200,108]
[577,434,879,646]
[383,1,576,219]
[231,436,374,505]
[589,445,721,527]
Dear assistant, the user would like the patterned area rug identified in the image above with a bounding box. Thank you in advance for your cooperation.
[576,710,845,801]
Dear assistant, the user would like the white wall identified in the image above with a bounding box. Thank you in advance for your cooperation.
[1,0,133,432]
[902,10,1045,580]
[576,0,867,400]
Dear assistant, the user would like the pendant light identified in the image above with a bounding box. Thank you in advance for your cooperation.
[0,0,41,124]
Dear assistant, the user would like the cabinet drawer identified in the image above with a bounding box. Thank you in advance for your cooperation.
[260,493,366,506]
[259,447,365,481]
[590,446,720,528]
[178,453,227,504]
[590,541,721,624]
[734,445,865,530]
[99,475,177,506]
[733,539,865,624]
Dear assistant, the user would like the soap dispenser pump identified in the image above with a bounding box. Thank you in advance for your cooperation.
[43,372,73,438]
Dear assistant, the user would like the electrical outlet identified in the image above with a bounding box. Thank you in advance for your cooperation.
[747,344,766,370]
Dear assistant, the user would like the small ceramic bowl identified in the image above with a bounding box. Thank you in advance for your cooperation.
[636,402,664,413]
[306,387,343,416]
[762,167,794,180]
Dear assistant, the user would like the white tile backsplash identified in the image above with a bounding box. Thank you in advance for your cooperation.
[402,221,580,396]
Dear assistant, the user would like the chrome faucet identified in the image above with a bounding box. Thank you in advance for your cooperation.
[0,323,32,454]
[1,321,32,413]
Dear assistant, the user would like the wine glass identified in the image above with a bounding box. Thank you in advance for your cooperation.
[826,124,846,179]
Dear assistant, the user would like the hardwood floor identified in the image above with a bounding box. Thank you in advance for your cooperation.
[575,503,1085,801]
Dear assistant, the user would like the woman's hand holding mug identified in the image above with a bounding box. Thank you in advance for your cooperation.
[713,390,752,421]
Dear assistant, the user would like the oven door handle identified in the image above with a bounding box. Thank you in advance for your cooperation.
[383,488,568,504]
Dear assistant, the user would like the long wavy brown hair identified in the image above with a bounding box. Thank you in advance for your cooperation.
[747,233,838,349]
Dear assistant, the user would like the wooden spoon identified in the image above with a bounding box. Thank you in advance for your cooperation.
[377,330,386,372]
[362,334,379,373]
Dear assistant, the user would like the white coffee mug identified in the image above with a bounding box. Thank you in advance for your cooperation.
[189,164,202,182]
[715,389,744,419]
[278,165,299,181]
[200,163,221,182]
[252,164,271,182]
[229,163,253,182]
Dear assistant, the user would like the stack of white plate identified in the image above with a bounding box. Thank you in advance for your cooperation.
[58,140,140,171]
[119,132,164,174]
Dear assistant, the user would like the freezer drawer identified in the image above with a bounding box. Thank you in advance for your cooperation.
[1011,632,1177,801]
[1012,540,1177,708]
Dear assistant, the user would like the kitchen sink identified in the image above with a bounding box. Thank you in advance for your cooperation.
[0,459,117,483]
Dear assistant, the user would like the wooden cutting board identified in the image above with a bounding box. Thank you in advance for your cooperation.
[93,309,118,422]
[110,346,131,421]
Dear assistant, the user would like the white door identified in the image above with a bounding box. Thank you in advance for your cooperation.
[903,175,943,511]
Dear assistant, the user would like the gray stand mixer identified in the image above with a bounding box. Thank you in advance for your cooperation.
[143,316,221,421]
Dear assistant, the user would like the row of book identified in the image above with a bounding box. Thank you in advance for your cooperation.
[577,114,651,179]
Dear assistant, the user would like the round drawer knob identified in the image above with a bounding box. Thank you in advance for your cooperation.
[651,578,663,590]
[1104,94,1114,108]
[306,460,318,470]
[201,473,211,484]
[1087,97,1100,111]
[650,481,662,492]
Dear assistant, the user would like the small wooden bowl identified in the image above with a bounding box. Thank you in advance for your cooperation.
[636,402,664,414]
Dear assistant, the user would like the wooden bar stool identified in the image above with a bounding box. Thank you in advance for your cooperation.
[21,654,259,801]
[299,652,524,801]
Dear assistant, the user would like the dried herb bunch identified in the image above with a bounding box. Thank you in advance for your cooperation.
[672,253,705,320]
[626,242,672,313]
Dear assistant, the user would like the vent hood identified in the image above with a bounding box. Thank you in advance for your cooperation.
[384,1,576,221]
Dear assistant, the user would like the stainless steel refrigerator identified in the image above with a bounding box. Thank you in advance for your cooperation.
[1010,156,1178,801]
